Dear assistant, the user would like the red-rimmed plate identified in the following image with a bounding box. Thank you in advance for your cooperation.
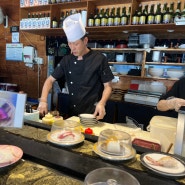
[140,152,185,178]
[0,145,23,168]
[47,130,85,146]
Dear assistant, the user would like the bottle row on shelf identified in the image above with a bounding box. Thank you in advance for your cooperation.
[87,1,185,27]
[20,9,87,29]
[20,0,80,7]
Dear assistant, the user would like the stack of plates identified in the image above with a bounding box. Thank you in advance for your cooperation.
[79,114,98,127]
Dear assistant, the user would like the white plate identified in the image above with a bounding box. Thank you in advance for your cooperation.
[154,46,168,49]
[47,130,85,146]
[0,145,23,168]
[140,152,185,178]
[93,143,136,161]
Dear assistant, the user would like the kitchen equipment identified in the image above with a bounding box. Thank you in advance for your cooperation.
[124,90,161,106]
[127,33,139,48]
[148,116,177,153]
[152,51,162,62]
[139,34,156,48]
[135,52,143,63]
[84,167,140,185]
[174,106,185,157]
[116,54,125,62]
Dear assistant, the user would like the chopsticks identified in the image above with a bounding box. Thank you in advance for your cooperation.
[166,143,173,153]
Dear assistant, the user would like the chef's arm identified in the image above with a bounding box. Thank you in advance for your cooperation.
[94,81,112,120]
[157,98,185,112]
[38,75,56,115]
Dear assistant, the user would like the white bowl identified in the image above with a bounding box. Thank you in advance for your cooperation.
[148,68,164,77]
[167,71,184,79]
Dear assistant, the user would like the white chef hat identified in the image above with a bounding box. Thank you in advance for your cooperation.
[63,13,86,42]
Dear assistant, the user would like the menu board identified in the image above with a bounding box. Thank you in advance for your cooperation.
[6,43,23,61]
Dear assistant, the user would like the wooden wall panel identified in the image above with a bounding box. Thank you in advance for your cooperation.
[0,0,47,99]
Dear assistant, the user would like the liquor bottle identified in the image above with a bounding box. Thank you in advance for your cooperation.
[127,6,131,24]
[174,1,181,19]
[139,6,147,24]
[100,8,107,26]
[137,4,142,18]
[51,16,58,28]
[169,2,174,23]
[162,2,167,23]
[101,8,108,26]
[147,4,155,24]
[88,12,94,27]
[163,7,171,23]
[59,11,65,28]
[114,7,121,26]
[120,7,128,25]
[132,9,139,25]
[144,5,148,23]
[107,8,115,26]
[94,8,101,26]
[154,3,162,24]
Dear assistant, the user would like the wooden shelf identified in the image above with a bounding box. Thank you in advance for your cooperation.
[109,62,142,65]
[146,62,185,66]
[20,24,185,39]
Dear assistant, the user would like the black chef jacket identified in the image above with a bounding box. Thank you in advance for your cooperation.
[158,77,185,118]
[52,49,114,116]
[160,77,185,100]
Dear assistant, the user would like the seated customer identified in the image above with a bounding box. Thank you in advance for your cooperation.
[157,77,185,113]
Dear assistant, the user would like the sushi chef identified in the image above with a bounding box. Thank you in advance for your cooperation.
[157,77,185,113]
[38,13,114,120]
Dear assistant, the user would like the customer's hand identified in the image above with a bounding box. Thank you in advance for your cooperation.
[37,102,48,116]
[167,98,185,112]
[94,103,106,120]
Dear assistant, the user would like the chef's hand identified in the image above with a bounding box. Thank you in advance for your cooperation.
[94,103,106,120]
[37,102,48,116]
[167,98,185,112]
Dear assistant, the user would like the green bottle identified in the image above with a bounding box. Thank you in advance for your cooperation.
[154,3,162,24]
[114,7,121,26]
[169,2,174,23]
[132,10,139,25]
[174,1,181,19]
[147,4,155,24]
[121,7,128,25]
[101,8,108,26]
[163,7,171,23]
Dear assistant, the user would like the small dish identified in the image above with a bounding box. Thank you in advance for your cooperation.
[140,152,185,178]
[93,142,136,161]
[47,130,85,146]
[0,145,23,168]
